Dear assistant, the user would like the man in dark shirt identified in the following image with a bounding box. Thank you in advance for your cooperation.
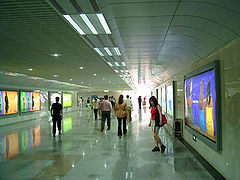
[51,97,63,137]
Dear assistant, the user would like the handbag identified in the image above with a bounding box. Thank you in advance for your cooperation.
[156,105,167,127]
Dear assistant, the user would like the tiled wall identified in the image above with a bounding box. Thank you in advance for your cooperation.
[155,37,240,179]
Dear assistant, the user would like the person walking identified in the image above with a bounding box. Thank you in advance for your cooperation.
[115,95,128,139]
[51,97,63,137]
[148,96,166,153]
[138,96,142,109]
[99,95,112,131]
[125,95,133,123]
[92,97,99,120]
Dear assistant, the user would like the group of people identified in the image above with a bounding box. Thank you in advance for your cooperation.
[50,95,166,153]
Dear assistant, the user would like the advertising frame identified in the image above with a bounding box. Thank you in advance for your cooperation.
[166,81,176,128]
[0,88,19,118]
[62,92,73,108]
[184,61,221,151]
[19,90,41,114]
[48,91,63,110]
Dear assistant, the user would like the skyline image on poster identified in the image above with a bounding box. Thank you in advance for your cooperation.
[162,86,166,113]
[185,69,216,142]
[63,93,72,107]
[20,92,41,113]
[0,91,18,116]
[167,85,174,116]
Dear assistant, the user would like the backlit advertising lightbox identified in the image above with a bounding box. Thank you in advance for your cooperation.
[0,91,18,116]
[50,92,62,109]
[184,61,221,150]
[63,93,72,107]
[167,85,174,117]
[20,92,40,112]
[161,86,166,113]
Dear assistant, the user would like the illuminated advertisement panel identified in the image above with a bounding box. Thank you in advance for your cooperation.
[50,92,62,108]
[184,61,221,150]
[0,91,18,116]
[20,92,41,112]
[166,85,174,117]
[63,93,72,107]
[161,86,166,113]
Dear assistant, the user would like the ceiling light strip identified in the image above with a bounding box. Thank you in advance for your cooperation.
[104,47,112,56]
[63,15,85,35]
[114,47,121,56]
[94,48,104,56]
[107,62,113,67]
[97,13,111,34]
[80,14,98,34]
[115,62,120,66]
[122,62,126,66]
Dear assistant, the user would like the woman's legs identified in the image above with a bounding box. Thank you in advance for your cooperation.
[123,116,127,135]
[117,118,122,137]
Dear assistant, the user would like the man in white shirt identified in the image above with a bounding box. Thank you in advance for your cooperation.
[99,95,112,131]
[125,95,133,122]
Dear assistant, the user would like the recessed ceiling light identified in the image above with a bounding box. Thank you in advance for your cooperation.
[53,74,58,77]
[114,47,121,56]
[70,79,73,81]
[122,62,126,66]
[115,62,120,66]
[107,62,113,67]
[109,81,111,83]
[104,47,112,56]
[50,53,61,57]
[81,81,84,83]
[80,14,98,34]
[79,66,84,69]
[94,48,104,56]
[89,83,91,85]
[93,73,97,76]
[63,15,85,35]
[27,68,33,71]
[96,13,111,34]
[102,78,105,80]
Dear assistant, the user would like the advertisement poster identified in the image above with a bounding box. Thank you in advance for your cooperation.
[162,86,166,113]
[20,92,40,112]
[63,93,72,107]
[167,85,174,116]
[50,92,62,107]
[185,69,216,142]
[0,91,18,116]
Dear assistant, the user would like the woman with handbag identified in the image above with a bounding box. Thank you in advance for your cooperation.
[115,95,128,139]
[148,96,166,153]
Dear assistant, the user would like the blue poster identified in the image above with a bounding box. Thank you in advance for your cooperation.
[185,69,216,142]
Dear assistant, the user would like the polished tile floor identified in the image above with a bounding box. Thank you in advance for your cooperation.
[0,108,214,180]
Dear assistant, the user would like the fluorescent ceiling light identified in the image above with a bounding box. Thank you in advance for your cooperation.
[70,79,73,81]
[79,66,84,69]
[94,48,104,56]
[104,47,112,56]
[125,70,129,72]
[114,70,119,73]
[81,81,84,83]
[104,90,109,92]
[93,73,97,76]
[97,13,111,34]
[115,62,120,66]
[80,14,98,34]
[122,62,126,66]
[50,53,61,57]
[107,62,113,67]
[120,70,124,73]
[27,68,33,71]
[114,47,121,56]
[53,74,58,77]
[63,15,85,35]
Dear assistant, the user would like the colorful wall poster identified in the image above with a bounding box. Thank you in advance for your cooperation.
[161,86,166,113]
[20,92,41,112]
[0,91,18,116]
[50,92,62,107]
[185,69,216,142]
[63,117,72,133]
[63,93,72,107]
[167,85,174,116]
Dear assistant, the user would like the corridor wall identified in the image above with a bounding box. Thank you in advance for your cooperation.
[155,37,240,179]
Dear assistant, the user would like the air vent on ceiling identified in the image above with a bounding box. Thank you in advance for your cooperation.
[89,0,100,12]
[49,0,65,14]
[70,0,83,13]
